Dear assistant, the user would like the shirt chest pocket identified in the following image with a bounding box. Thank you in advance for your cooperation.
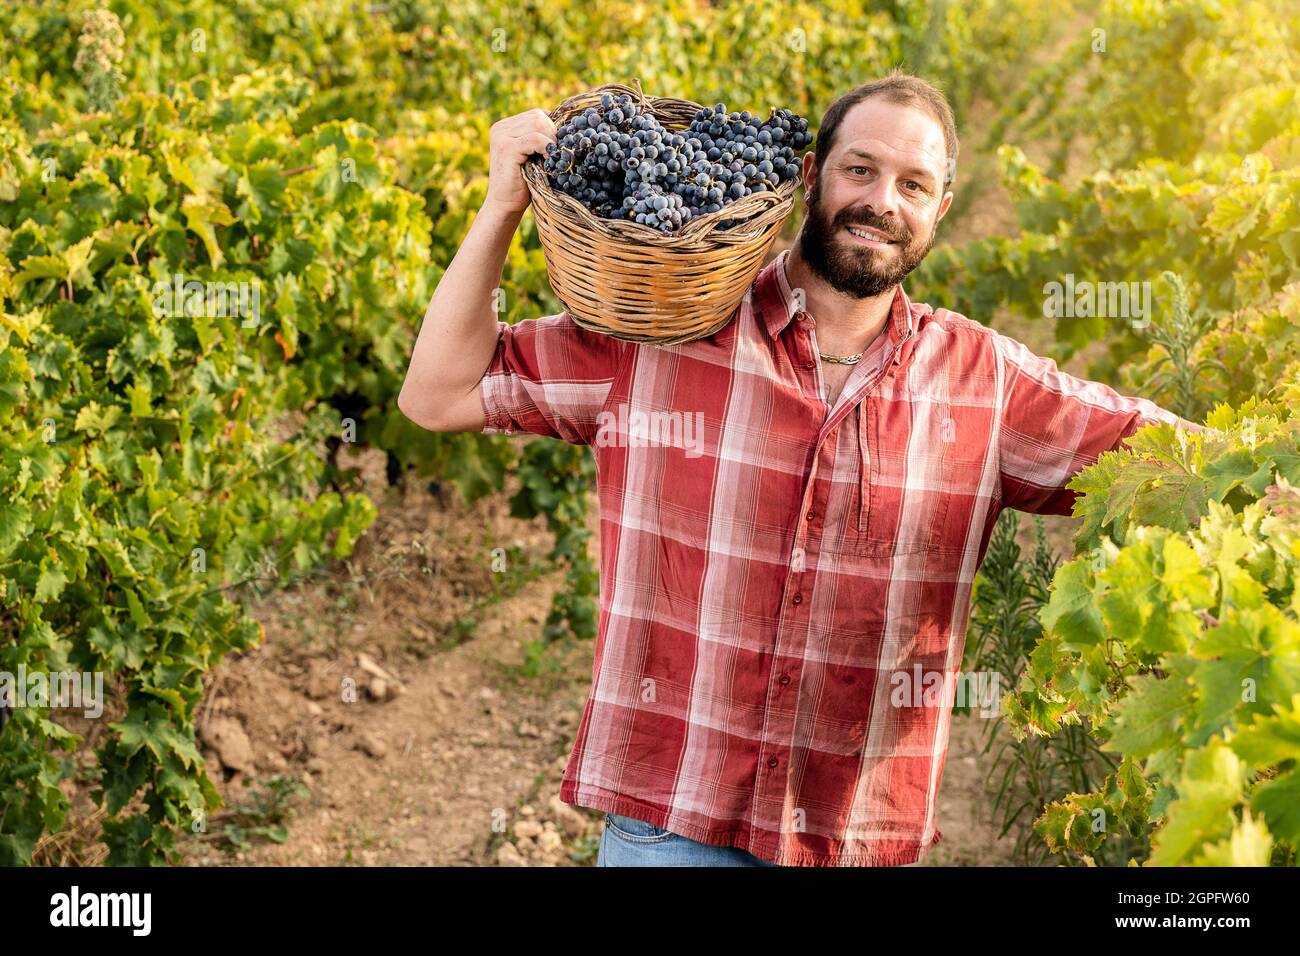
[851,398,985,557]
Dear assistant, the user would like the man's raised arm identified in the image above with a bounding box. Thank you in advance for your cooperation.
[397,110,557,432]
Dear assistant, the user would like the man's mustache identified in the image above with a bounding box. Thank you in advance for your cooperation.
[830,208,910,243]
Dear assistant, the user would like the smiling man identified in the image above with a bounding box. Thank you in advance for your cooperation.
[789,80,954,407]
[397,70,1200,868]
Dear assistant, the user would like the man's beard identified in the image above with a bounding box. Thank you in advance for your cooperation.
[797,178,937,299]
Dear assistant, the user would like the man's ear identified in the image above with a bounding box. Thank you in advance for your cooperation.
[935,189,954,223]
[801,152,817,191]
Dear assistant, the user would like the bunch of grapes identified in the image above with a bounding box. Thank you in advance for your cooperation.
[623,182,690,231]
[541,92,812,235]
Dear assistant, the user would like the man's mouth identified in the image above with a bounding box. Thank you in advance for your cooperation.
[843,224,898,247]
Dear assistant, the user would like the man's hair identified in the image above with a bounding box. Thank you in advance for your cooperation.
[813,68,958,189]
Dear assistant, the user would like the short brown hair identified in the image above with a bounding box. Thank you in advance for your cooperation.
[813,69,958,189]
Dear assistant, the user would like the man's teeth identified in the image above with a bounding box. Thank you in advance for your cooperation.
[847,226,892,242]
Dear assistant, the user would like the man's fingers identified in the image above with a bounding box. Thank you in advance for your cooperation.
[510,117,556,149]
[527,108,556,133]
[511,130,555,159]
[495,111,554,137]
[506,111,555,144]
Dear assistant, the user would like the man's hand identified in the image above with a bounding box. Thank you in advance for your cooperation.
[484,109,558,215]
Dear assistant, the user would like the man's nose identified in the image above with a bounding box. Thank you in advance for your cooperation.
[856,177,903,222]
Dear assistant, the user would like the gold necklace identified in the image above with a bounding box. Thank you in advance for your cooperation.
[819,350,864,364]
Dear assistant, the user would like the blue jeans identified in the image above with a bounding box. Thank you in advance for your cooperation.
[596,812,780,867]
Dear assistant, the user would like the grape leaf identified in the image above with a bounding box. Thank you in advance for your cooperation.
[1040,557,1105,646]
[1149,740,1245,866]
[1102,671,1190,758]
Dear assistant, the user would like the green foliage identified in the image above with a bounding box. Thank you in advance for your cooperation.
[1004,396,1300,865]
[987,0,1300,175]
[0,0,1051,138]
[1124,281,1300,414]
[914,145,1300,383]
[73,8,125,113]
[0,69,388,864]
[1129,272,1232,421]
[912,0,1300,385]
[197,773,312,854]
[963,511,1149,865]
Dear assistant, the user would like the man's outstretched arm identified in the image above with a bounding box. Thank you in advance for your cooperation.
[994,330,1205,516]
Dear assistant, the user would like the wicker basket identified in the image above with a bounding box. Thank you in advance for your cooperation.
[522,79,800,345]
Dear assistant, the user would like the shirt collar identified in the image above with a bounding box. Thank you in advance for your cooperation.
[758,248,916,362]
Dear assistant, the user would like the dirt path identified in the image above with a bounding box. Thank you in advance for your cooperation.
[175,448,608,866]
[189,572,599,866]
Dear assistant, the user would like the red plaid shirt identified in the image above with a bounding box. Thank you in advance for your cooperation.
[476,249,1195,866]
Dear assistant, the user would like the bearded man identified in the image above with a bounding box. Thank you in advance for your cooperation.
[397,70,1199,868]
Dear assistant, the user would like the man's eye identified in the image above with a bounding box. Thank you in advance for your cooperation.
[904,181,922,191]
[849,166,868,175]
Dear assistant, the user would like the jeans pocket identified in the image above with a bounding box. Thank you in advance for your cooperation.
[604,811,675,843]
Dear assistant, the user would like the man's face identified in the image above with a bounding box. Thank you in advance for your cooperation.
[798,98,954,299]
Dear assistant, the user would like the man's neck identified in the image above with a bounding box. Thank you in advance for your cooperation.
[785,240,896,354]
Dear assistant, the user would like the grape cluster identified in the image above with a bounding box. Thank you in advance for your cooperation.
[542,92,812,234]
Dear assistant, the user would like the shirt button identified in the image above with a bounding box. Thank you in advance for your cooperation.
[803,360,815,369]
[768,757,779,768]
[779,674,791,686]
[792,593,802,605]
[805,510,815,522]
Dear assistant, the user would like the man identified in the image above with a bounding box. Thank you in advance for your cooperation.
[397,71,1200,867]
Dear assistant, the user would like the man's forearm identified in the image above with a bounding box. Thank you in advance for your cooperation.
[397,200,524,424]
